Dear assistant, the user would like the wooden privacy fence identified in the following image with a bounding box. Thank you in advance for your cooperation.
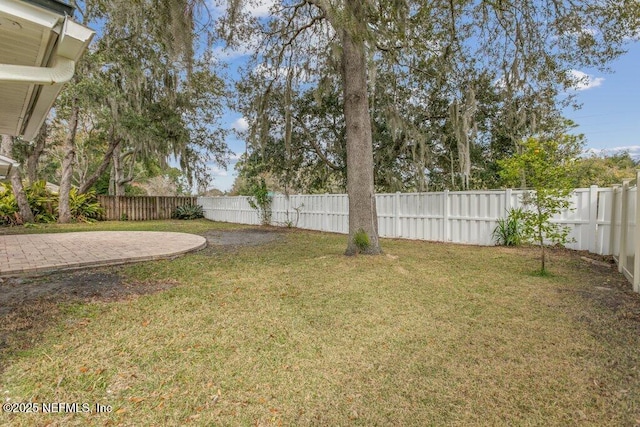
[97,196,197,221]
[199,173,640,292]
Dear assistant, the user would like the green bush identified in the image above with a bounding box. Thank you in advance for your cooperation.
[70,189,104,222]
[172,204,204,220]
[493,208,524,246]
[247,178,272,225]
[1,180,57,225]
[0,182,19,225]
[353,228,371,254]
[0,181,104,225]
[25,180,57,223]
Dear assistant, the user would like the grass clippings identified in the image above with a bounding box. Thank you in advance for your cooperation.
[1,220,639,426]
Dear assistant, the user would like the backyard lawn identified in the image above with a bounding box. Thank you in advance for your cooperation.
[1,220,639,426]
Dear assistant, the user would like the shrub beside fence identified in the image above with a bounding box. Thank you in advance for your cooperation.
[198,174,640,292]
[97,196,197,221]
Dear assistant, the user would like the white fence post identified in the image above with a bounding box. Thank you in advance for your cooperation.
[619,180,631,275]
[443,190,449,242]
[610,185,620,258]
[323,193,329,232]
[505,188,512,213]
[588,185,599,253]
[395,192,401,238]
[634,171,640,292]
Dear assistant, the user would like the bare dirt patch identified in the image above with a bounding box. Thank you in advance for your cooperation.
[0,227,286,366]
[562,250,640,324]
[0,269,177,367]
[199,227,286,253]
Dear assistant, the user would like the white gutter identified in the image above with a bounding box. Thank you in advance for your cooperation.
[0,56,74,84]
[0,16,92,85]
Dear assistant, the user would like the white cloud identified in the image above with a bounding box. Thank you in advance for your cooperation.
[208,0,275,19]
[211,45,254,61]
[211,30,263,61]
[228,151,242,161]
[249,0,277,18]
[569,70,604,91]
[209,166,228,177]
[608,145,640,159]
[231,117,249,132]
[584,145,640,160]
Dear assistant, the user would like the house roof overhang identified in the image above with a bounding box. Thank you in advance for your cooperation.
[0,0,94,141]
[0,153,19,179]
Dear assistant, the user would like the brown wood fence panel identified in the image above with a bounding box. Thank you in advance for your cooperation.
[97,196,198,221]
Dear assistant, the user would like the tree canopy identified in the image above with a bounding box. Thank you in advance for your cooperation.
[221,0,640,253]
[5,0,231,223]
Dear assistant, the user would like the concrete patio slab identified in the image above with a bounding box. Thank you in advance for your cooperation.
[0,231,207,277]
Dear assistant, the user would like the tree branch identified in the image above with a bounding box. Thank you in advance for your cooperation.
[294,115,343,171]
[78,136,122,194]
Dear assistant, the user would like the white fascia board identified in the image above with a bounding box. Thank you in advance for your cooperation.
[0,0,61,29]
[0,16,94,84]
[57,18,94,61]
[21,82,65,139]
[19,17,94,140]
[0,154,19,167]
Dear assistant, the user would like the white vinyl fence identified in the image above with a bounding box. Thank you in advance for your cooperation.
[198,175,640,291]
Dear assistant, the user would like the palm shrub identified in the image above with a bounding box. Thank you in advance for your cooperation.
[24,181,57,223]
[1,182,104,225]
[0,182,19,225]
[0,181,57,225]
[70,188,104,222]
[493,208,524,246]
[172,204,204,220]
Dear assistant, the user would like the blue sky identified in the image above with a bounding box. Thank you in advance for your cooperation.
[206,3,640,191]
[564,43,640,158]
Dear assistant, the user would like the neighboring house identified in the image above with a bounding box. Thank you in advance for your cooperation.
[0,0,94,181]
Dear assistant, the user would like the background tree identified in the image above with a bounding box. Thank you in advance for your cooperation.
[51,0,228,222]
[0,135,34,223]
[222,0,639,255]
[570,152,639,188]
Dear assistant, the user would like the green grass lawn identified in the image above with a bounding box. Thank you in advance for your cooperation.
[1,220,640,426]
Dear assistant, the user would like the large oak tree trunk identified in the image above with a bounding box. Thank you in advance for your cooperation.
[1,135,34,223]
[58,102,79,223]
[341,0,381,256]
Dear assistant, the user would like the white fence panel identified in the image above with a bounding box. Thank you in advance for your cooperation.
[594,188,614,255]
[625,189,637,282]
[448,191,505,245]
[200,196,259,225]
[196,180,640,293]
[199,188,601,247]
[610,187,623,259]
[556,189,591,251]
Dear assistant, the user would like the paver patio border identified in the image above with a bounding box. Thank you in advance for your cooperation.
[0,231,207,277]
